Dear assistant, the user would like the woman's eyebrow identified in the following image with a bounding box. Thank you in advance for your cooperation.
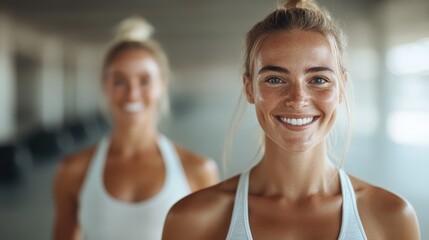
[305,66,334,73]
[258,65,334,75]
[258,65,290,74]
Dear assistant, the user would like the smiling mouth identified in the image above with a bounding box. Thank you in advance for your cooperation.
[124,102,145,113]
[277,116,318,126]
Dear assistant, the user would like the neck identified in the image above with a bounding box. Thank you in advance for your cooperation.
[109,120,159,157]
[250,136,338,200]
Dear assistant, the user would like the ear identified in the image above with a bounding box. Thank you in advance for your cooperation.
[339,72,349,103]
[243,74,255,104]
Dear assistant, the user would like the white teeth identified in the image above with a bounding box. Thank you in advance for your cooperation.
[124,102,145,113]
[280,117,314,126]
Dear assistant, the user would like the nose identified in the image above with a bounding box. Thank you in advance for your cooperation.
[126,82,142,101]
[285,82,308,109]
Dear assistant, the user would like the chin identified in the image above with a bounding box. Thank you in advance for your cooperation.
[281,138,317,153]
[116,114,145,126]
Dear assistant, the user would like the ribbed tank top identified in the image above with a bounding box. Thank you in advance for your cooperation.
[78,135,191,240]
[226,169,367,240]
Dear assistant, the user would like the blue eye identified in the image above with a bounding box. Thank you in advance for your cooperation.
[113,78,126,87]
[312,77,328,84]
[140,78,149,86]
[266,77,283,84]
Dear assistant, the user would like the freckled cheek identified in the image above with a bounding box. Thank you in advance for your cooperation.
[105,95,123,114]
[254,88,280,126]
[148,85,164,102]
[254,87,279,109]
[105,89,125,103]
[135,87,161,110]
[317,89,339,107]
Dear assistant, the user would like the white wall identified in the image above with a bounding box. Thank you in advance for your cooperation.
[0,13,15,142]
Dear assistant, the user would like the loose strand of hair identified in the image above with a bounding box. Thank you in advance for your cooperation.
[222,90,248,178]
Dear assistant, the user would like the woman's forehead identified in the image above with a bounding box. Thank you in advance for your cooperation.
[108,51,160,73]
[255,30,335,70]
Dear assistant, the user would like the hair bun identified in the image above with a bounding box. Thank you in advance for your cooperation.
[285,0,300,8]
[113,16,154,43]
[285,0,319,11]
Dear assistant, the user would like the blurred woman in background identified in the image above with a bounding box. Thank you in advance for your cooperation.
[53,17,218,240]
[162,0,420,239]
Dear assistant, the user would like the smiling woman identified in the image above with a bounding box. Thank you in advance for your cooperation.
[246,30,340,153]
[52,16,219,240]
[161,0,421,239]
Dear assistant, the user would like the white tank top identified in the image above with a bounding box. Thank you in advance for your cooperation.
[78,135,191,240]
[226,169,367,240]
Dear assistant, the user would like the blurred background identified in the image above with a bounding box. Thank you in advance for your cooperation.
[0,0,428,239]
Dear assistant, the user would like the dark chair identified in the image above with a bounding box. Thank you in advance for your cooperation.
[0,143,32,184]
[63,114,111,152]
[23,128,70,163]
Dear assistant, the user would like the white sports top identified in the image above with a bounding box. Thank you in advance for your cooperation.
[226,169,367,240]
[78,135,191,240]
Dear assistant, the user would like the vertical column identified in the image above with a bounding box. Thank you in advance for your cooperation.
[63,46,77,122]
[0,13,15,141]
[75,46,101,117]
[372,3,391,147]
[39,37,64,129]
[368,2,395,182]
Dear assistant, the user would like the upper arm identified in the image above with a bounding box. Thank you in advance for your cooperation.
[162,193,213,240]
[176,146,220,191]
[358,184,421,240]
[382,199,420,239]
[191,158,219,191]
[162,188,231,240]
[162,203,201,240]
[52,152,91,240]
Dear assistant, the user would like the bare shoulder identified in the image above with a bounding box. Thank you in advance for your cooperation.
[174,143,219,191]
[54,146,96,197]
[52,146,97,240]
[162,176,239,240]
[349,175,420,239]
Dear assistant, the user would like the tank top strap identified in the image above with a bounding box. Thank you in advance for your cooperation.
[338,169,367,240]
[79,137,110,202]
[226,170,253,240]
[93,137,110,174]
[157,135,191,193]
[158,135,178,170]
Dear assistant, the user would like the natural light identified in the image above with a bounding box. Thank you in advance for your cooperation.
[388,111,429,146]
[387,38,429,75]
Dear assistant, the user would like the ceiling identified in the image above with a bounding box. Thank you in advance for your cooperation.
[3,0,427,72]
[1,0,380,45]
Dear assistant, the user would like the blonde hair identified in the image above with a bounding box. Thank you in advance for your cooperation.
[103,16,170,117]
[223,0,352,176]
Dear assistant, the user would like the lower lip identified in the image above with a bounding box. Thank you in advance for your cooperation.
[124,109,143,113]
[120,108,144,115]
[123,111,144,117]
[276,116,318,131]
